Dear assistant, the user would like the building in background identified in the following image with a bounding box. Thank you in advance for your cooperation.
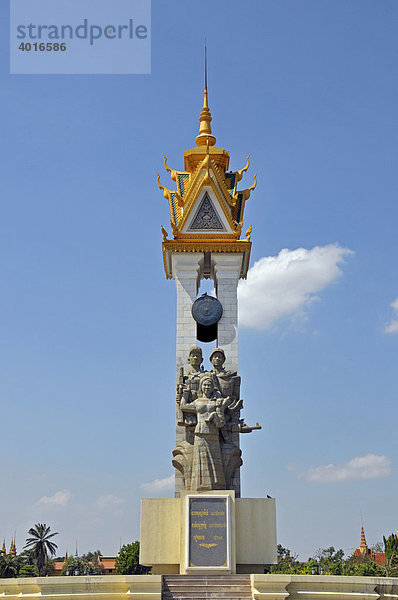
[52,556,116,576]
[353,525,386,567]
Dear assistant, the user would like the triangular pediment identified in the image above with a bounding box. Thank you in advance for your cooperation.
[181,188,234,235]
[188,193,224,231]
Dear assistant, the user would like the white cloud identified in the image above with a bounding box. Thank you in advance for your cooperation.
[96,494,125,509]
[238,244,353,330]
[384,298,398,334]
[286,463,297,472]
[140,475,174,493]
[37,490,72,507]
[304,454,391,483]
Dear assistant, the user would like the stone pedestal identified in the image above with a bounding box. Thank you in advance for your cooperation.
[140,492,277,575]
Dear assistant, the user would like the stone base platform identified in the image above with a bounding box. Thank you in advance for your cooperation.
[140,491,277,574]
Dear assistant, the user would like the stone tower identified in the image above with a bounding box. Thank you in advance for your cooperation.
[140,55,276,575]
[158,53,257,497]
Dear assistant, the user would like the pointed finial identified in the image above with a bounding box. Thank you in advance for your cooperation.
[170,219,178,238]
[1,540,6,556]
[204,42,207,96]
[161,225,168,241]
[195,44,216,147]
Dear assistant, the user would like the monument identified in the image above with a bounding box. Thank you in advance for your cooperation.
[140,54,277,575]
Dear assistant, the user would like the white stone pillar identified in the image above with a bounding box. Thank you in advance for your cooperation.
[213,254,242,373]
[172,253,202,497]
[172,254,202,374]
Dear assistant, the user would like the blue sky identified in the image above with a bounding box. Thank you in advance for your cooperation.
[0,0,397,561]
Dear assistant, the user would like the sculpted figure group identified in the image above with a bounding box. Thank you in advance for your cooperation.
[172,347,260,493]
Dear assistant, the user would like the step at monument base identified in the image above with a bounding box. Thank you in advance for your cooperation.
[162,574,252,600]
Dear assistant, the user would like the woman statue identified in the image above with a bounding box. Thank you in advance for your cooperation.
[180,374,230,491]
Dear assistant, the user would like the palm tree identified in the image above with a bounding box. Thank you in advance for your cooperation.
[24,524,58,576]
[0,554,19,578]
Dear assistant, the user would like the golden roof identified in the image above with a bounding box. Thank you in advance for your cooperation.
[9,537,16,557]
[158,49,256,277]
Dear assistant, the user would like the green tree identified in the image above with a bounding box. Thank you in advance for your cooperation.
[40,558,55,576]
[372,542,383,553]
[343,554,384,577]
[61,556,104,576]
[277,545,295,560]
[383,534,398,561]
[318,546,344,563]
[0,554,19,578]
[81,550,102,563]
[312,546,344,574]
[24,523,58,576]
[115,542,150,575]
[382,533,398,577]
[266,545,300,574]
[16,550,38,578]
[18,563,39,578]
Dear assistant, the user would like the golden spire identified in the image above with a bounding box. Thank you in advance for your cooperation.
[9,537,16,557]
[1,540,6,556]
[360,524,367,547]
[195,45,216,147]
[359,522,368,555]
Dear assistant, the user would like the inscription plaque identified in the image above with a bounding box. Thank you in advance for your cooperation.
[187,496,230,569]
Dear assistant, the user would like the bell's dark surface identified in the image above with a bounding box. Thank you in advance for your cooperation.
[191,293,223,327]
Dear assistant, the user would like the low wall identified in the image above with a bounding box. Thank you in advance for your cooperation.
[251,574,398,600]
[0,574,162,599]
[0,573,397,599]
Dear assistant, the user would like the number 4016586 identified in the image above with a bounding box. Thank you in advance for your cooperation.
[19,42,67,51]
